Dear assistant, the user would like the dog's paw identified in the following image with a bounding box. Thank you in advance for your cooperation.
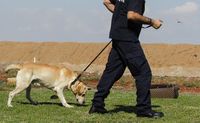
[7,104,13,108]
[67,105,74,108]
[64,104,74,108]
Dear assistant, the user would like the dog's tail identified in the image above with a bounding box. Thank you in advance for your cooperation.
[5,64,22,72]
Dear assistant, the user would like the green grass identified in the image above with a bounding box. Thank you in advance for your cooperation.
[1,88,200,123]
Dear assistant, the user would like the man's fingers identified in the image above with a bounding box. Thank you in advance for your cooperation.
[158,24,162,29]
[156,20,163,29]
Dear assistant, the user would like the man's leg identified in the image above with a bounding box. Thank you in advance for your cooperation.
[128,55,152,113]
[90,43,126,113]
[113,41,151,111]
[114,41,163,118]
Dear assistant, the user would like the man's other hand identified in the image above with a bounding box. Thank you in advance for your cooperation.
[152,19,163,29]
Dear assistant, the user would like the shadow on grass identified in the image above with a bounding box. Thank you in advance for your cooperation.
[109,105,161,113]
[109,105,136,113]
[16,101,88,107]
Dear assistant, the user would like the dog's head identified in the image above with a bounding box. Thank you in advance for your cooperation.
[71,81,90,105]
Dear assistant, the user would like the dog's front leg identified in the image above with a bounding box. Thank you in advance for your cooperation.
[56,88,73,108]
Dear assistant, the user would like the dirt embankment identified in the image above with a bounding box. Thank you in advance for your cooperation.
[0,41,200,77]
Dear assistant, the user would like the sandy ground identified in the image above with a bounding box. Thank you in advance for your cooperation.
[1,41,200,77]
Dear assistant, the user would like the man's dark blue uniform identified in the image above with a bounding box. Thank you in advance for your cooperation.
[90,0,163,117]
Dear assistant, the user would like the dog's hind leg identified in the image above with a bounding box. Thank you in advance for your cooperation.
[55,88,73,108]
[7,85,29,107]
[26,84,38,105]
[7,69,32,107]
[8,87,23,107]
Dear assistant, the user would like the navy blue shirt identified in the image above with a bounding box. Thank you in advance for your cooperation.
[109,0,145,42]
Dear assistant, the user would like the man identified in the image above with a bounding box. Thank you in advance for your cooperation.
[89,0,164,118]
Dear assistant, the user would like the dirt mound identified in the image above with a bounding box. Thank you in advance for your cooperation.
[143,44,200,68]
[0,42,110,64]
[0,41,200,77]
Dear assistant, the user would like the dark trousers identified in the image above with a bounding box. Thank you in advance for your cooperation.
[92,40,152,113]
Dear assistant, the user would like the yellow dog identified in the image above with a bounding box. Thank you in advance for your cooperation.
[6,63,90,108]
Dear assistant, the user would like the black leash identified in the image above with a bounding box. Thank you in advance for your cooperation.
[142,25,152,29]
[142,20,163,29]
[70,40,112,86]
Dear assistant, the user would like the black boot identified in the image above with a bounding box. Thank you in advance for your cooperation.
[89,105,108,114]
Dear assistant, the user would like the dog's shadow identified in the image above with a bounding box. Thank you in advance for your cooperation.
[17,101,88,107]
[109,105,161,113]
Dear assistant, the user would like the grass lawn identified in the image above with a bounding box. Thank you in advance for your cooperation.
[1,87,200,123]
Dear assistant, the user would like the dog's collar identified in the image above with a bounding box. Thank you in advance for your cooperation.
[70,74,82,89]
[69,78,79,89]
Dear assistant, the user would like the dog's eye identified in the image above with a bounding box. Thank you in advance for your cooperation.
[82,94,85,97]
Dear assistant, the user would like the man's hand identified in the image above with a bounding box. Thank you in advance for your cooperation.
[103,0,115,13]
[127,11,163,30]
[151,19,163,29]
